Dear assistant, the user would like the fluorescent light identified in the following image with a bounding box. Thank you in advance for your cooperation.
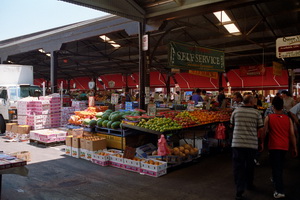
[213,10,240,34]
[46,53,51,57]
[111,44,121,48]
[99,34,121,48]
[7,60,13,63]
[38,48,45,53]
[224,24,240,33]
[99,35,110,41]
[213,11,231,23]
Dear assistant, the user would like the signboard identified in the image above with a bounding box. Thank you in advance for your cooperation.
[142,34,148,51]
[189,70,219,79]
[276,35,300,58]
[273,61,283,76]
[240,65,266,76]
[147,103,156,116]
[108,80,115,88]
[168,41,225,72]
[111,93,119,104]
[88,81,95,89]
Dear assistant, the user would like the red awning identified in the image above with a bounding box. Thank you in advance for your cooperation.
[225,67,288,90]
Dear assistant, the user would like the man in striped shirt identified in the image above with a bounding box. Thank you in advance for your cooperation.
[230,95,264,200]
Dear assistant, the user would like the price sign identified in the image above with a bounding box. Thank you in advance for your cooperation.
[147,103,157,116]
[111,93,119,105]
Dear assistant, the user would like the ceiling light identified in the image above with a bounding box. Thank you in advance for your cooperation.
[46,53,51,57]
[99,34,120,48]
[213,11,231,23]
[38,48,45,53]
[111,44,121,48]
[224,24,240,33]
[99,35,110,41]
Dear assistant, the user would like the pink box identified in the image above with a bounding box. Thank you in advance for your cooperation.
[92,159,110,166]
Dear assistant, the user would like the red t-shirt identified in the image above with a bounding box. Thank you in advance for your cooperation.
[268,114,290,151]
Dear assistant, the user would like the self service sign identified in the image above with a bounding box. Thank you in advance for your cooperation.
[276,35,300,58]
[168,41,225,72]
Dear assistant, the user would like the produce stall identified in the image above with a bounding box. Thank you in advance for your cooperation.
[65,105,232,174]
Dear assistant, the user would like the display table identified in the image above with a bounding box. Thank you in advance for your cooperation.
[0,156,28,197]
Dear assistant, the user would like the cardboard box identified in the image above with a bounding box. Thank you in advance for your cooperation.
[123,158,141,173]
[140,159,168,177]
[6,123,17,132]
[109,153,124,168]
[71,147,80,158]
[85,138,106,151]
[17,125,31,134]
[65,136,73,146]
[80,138,87,150]
[65,146,72,156]
[72,129,84,137]
[85,150,97,161]
[97,133,125,150]
[80,149,87,159]
[72,137,80,148]
[11,124,19,134]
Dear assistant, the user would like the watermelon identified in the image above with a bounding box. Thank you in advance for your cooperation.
[102,120,109,128]
[101,114,109,120]
[111,114,122,122]
[89,119,97,127]
[97,119,105,127]
[111,121,121,129]
[107,121,113,129]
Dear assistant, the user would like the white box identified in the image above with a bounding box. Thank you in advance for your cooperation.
[80,148,88,159]
[71,147,80,158]
[65,146,72,156]
[109,153,124,168]
[123,158,141,173]
[140,159,167,177]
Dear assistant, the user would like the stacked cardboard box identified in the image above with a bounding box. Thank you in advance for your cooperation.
[17,95,62,129]
[61,107,75,125]
[71,100,87,111]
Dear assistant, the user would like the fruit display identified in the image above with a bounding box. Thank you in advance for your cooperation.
[68,106,108,125]
[152,143,198,158]
[137,117,182,132]
[143,159,164,166]
[172,111,199,128]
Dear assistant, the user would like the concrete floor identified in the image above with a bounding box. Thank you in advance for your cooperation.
[0,137,300,200]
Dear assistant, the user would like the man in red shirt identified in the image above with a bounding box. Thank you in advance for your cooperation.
[263,96,298,198]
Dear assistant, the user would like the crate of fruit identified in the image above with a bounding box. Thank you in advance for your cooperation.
[140,159,167,177]
[92,151,111,166]
[109,153,124,168]
[123,157,144,173]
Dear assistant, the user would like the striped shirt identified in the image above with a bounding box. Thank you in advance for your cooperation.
[230,106,264,149]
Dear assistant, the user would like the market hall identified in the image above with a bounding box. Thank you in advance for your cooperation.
[0,0,300,200]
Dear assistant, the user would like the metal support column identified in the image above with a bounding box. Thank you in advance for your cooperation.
[288,69,294,94]
[218,72,223,89]
[138,21,146,110]
[50,51,58,93]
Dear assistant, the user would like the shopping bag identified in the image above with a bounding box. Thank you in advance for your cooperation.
[215,123,226,140]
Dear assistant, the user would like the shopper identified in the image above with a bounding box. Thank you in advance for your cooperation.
[230,95,264,200]
[191,88,203,105]
[231,92,243,109]
[281,90,295,111]
[217,87,225,107]
[262,96,298,198]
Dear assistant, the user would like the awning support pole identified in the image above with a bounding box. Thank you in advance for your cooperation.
[50,51,58,93]
[138,21,146,109]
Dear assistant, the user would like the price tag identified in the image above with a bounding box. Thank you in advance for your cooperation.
[147,103,156,116]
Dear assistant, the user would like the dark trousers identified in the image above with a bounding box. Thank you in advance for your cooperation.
[269,149,287,193]
[232,147,256,195]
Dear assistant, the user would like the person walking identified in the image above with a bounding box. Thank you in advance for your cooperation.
[230,95,264,200]
[262,96,298,199]
[281,90,295,111]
